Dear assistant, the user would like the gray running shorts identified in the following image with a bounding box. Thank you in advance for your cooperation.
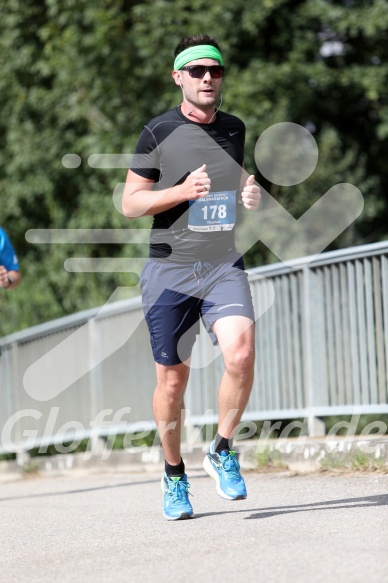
[139,250,255,365]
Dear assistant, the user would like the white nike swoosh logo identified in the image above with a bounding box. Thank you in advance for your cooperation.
[229,131,239,136]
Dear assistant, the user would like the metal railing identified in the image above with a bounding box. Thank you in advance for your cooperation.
[1,241,388,454]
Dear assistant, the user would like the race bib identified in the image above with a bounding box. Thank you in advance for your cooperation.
[188,191,236,232]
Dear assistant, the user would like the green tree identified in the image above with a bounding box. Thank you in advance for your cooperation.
[1,0,387,335]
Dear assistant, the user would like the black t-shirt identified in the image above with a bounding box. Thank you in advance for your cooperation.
[131,106,245,261]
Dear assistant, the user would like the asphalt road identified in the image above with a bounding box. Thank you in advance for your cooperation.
[1,468,387,583]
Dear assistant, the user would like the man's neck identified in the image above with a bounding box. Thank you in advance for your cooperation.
[180,101,216,124]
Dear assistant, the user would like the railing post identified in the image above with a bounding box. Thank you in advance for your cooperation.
[87,317,105,455]
[302,264,326,437]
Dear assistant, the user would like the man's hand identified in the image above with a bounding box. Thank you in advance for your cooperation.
[0,265,20,289]
[0,266,10,289]
[241,175,261,210]
[183,164,211,200]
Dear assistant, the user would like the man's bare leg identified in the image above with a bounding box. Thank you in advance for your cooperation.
[203,315,255,499]
[153,361,191,465]
[213,315,255,441]
[155,361,194,519]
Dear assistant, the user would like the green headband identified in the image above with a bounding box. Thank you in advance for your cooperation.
[174,45,224,71]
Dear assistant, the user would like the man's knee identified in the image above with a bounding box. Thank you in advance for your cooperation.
[155,363,190,402]
[223,344,255,375]
[156,380,186,403]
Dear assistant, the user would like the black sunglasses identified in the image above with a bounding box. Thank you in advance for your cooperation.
[180,65,225,79]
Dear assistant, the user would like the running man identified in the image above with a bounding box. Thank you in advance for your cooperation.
[0,227,21,290]
[123,34,260,520]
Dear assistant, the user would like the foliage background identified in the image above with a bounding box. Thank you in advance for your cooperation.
[1,0,388,336]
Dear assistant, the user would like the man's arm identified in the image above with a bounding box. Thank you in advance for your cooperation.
[0,266,21,290]
[122,165,211,219]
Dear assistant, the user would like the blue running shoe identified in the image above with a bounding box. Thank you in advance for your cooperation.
[161,473,194,520]
[203,440,247,500]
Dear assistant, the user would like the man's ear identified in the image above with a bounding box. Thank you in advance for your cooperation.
[172,70,182,87]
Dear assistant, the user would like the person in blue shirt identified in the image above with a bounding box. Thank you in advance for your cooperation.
[0,227,21,290]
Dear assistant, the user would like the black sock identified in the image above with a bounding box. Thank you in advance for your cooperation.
[214,433,233,454]
[165,458,185,478]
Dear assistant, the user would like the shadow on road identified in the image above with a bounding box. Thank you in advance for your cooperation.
[195,494,388,520]
[0,477,161,502]
[2,472,388,522]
